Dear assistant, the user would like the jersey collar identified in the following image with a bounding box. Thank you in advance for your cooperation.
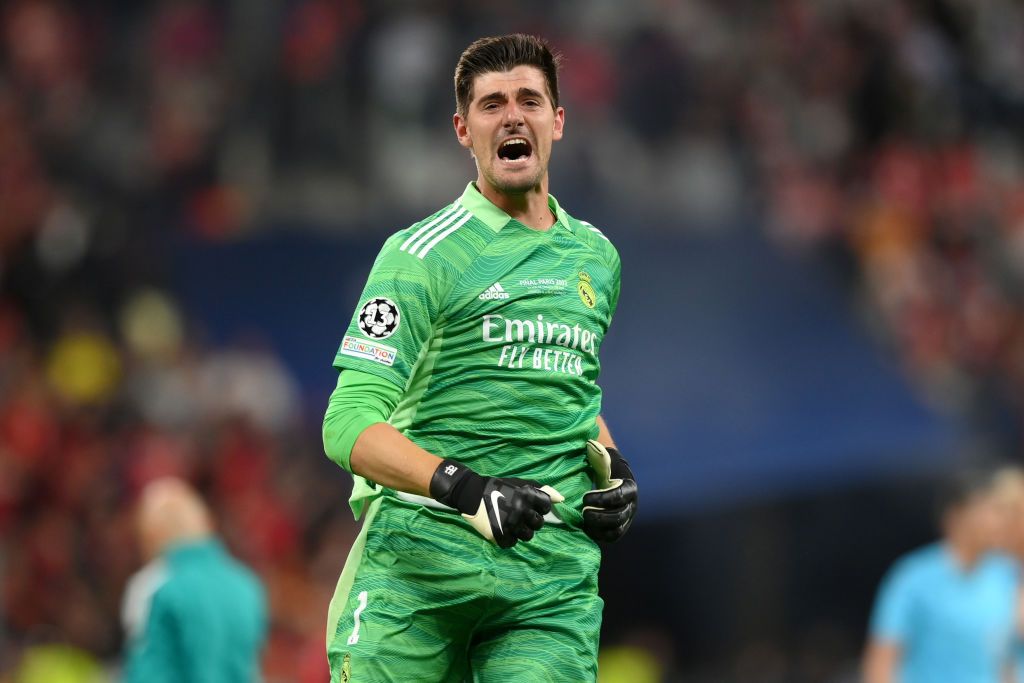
[458,182,574,234]
[164,537,223,562]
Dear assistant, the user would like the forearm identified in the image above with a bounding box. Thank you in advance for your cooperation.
[349,422,443,497]
[327,377,617,498]
[863,664,895,683]
[862,641,899,683]
[323,370,443,497]
[596,414,616,447]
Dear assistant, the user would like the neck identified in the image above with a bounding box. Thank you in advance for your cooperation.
[476,175,555,231]
[947,536,982,571]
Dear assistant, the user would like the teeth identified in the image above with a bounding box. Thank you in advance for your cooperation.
[501,138,529,148]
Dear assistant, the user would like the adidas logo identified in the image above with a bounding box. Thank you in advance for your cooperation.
[479,282,510,300]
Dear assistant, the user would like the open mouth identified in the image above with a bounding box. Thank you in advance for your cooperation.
[497,137,533,164]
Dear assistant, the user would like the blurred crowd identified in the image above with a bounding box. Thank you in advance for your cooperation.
[3,0,1024,681]
[4,0,1024,429]
[743,0,1024,447]
[0,288,358,682]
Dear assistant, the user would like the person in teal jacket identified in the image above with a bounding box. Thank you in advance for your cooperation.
[121,477,268,683]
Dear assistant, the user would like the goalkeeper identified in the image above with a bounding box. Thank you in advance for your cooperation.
[322,34,637,683]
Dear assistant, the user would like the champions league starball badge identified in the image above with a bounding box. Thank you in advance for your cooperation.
[357,297,400,339]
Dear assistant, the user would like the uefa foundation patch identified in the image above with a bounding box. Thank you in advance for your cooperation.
[339,335,398,366]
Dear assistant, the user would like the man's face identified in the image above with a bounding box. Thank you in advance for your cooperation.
[454,65,564,195]
[949,493,1004,551]
[993,481,1024,551]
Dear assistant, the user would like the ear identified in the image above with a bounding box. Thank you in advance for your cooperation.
[552,106,565,142]
[453,112,473,149]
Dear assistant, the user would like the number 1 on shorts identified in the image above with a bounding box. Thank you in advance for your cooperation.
[347,591,368,645]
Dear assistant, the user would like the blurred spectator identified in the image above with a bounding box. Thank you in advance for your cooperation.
[12,643,105,683]
[994,466,1024,557]
[993,466,1024,683]
[598,626,675,683]
[862,467,1017,683]
[0,289,344,682]
[121,477,266,683]
[3,0,1024,681]
[45,322,120,407]
[598,645,663,683]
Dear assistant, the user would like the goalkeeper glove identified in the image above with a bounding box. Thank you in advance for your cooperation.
[582,440,638,543]
[429,459,564,548]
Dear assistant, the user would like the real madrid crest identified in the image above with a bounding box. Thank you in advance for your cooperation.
[341,653,351,682]
[577,271,596,309]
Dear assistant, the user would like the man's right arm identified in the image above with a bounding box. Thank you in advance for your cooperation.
[123,587,178,683]
[322,370,560,548]
[862,640,900,683]
[862,559,913,683]
[323,228,453,496]
[350,423,442,496]
[322,369,439,496]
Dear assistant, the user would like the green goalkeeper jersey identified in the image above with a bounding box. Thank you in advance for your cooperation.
[333,182,621,523]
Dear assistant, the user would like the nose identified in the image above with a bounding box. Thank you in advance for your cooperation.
[502,101,524,129]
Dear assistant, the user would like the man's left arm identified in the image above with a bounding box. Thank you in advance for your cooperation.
[595,415,616,448]
[123,588,178,683]
[582,415,638,543]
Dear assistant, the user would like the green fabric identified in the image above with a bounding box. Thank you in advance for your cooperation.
[327,497,603,682]
[122,539,267,683]
[322,369,401,473]
[331,181,621,527]
[457,181,575,235]
[325,496,384,655]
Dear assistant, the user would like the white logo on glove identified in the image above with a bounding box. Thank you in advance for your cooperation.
[489,490,505,534]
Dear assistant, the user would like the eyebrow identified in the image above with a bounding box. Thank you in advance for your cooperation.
[476,87,548,104]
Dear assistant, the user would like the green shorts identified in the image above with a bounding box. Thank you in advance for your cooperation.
[326,495,603,682]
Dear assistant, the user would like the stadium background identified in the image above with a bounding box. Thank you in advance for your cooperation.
[2,0,1024,681]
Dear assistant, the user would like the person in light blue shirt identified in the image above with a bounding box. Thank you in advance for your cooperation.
[992,466,1024,683]
[863,468,1020,683]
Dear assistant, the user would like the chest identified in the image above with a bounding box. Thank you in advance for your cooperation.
[447,231,614,331]
[435,231,614,379]
[914,569,1016,649]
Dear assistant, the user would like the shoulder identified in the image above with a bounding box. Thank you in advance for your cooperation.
[205,554,268,614]
[982,552,1020,580]
[887,544,944,586]
[226,556,267,599]
[566,214,620,271]
[124,560,170,604]
[122,560,170,636]
[904,543,945,569]
[378,201,489,273]
[168,550,263,606]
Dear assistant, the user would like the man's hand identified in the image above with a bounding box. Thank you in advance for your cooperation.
[429,460,564,548]
[582,440,638,543]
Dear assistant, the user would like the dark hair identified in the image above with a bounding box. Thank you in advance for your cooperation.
[454,34,561,117]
